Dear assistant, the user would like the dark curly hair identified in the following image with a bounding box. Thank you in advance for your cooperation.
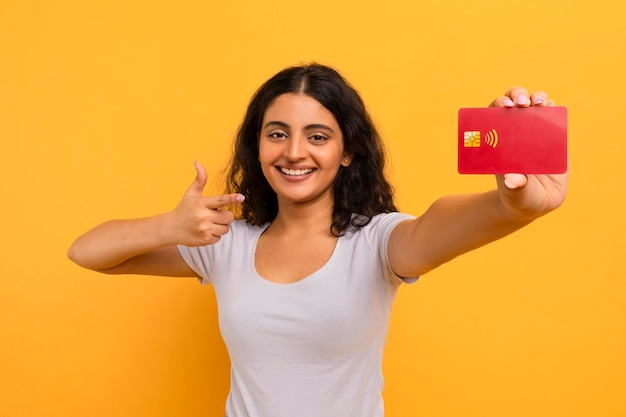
[225,63,398,236]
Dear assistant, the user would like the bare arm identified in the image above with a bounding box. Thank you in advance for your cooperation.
[68,215,195,276]
[389,87,568,277]
[67,162,244,277]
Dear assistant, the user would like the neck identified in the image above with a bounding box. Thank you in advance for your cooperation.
[271,198,335,237]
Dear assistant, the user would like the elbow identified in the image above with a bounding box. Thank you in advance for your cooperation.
[66,241,125,275]
[66,239,98,271]
[67,242,78,264]
[67,241,86,268]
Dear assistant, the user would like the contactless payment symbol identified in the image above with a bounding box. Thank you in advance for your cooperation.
[463,131,481,147]
[483,129,499,148]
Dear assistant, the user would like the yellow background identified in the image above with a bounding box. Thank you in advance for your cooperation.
[1,1,624,416]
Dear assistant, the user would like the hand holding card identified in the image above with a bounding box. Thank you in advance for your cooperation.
[458,106,568,174]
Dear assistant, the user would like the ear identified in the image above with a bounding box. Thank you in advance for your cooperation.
[341,155,352,167]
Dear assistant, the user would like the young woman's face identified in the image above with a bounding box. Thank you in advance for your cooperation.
[258,93,350,207]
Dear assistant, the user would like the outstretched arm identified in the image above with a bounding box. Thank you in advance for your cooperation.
[388,87,568,277]
[67,162,244,276]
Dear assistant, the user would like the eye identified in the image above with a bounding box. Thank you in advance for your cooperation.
[268,132,287,139]
[309,134,328,143]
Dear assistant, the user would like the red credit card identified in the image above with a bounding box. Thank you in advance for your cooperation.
[458,106,568,174]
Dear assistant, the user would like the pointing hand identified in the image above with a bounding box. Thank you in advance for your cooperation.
[171,161,244,246]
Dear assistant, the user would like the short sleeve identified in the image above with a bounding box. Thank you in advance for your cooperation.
[371,212,419,284]
[177,245,213,285]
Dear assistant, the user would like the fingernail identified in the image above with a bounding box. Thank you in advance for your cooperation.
[235,194,245,202]
[516,95,529,105]
[533,96,545,105]
[504,178,518,189]
[503,98,515,107]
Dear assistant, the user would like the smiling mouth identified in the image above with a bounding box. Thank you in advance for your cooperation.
[279,168,316,176]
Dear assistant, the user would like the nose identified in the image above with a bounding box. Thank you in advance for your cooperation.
[285,135,306,161]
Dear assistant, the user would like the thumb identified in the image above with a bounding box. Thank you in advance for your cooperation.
[503,173,528,190]
[186,160,208,196]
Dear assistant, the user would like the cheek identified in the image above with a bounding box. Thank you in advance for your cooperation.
[257,144,277,176]
[257,141,272,163]
[318,147,346,167]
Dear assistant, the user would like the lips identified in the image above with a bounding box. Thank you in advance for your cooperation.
[279,167,316,176]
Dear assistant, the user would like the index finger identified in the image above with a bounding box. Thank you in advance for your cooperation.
[203,193,245,209]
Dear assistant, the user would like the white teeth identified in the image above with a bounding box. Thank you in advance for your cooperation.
[280,168,314,176]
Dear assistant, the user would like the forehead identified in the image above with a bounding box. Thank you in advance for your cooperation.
[263,93,338,126]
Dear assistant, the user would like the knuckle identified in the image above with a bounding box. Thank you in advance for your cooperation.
[197,235,219,246]
[222,210,235,223]
[218,195,231,207]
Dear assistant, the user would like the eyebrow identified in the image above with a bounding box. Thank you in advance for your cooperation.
[263,121,335,133]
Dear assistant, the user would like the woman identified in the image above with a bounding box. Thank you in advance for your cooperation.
[68,63,568,417]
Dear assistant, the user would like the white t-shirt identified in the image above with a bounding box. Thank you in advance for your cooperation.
[178,212,417,417]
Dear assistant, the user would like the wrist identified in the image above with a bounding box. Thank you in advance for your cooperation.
[150,211,182,248]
